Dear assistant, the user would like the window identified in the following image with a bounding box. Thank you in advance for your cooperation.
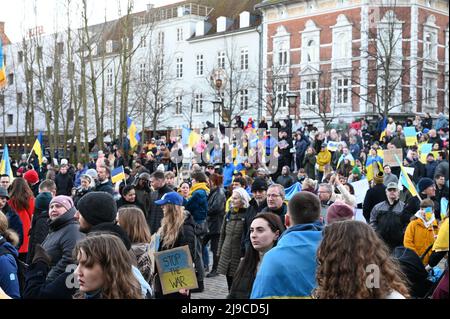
[157,97,164,110]
[139,63,147,82]
[336,78,350,104]
[217,51,226,69]
[158,54,165,79]
[196,54,204,76]
[26,69,33,82]
[140,36,147,48]
[37,46,43,60]
[278,50,288,66]
[175,96,182,114]
[18,51,23,63]
[17,93,23,105]
[8,73,14,85]
[424,78,434,105]
[177,28,184,41]
[195,94,203,113]
[57,42,64,55]
[276,84,287,108]
[46,66,53,80]
[0,94,4,106]
[424,32,435,61]
[176,57,183,79]
[106,68,113,87]
[58,87,63,100]
[106,40,113,53]
[36,89,42,101]
[306,40,316,62]
[305,81,317,106]
[158,31,165,47]
[240,89,249,110]
[7,114,13,126]
[240,48,249,70]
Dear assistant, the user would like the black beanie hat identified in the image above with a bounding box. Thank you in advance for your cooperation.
[251,177,268,192]
[76,191,117,227]
[417,178,434,193]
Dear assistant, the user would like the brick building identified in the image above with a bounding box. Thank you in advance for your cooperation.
[256,0,449,126]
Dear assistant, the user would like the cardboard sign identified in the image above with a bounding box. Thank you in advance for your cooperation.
[154,245,198,295]
[383,149,403,167]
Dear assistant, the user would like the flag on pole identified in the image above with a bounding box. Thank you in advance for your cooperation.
[127,115,140,149]
[395,154,419,199]
[365,156,383,182]
[0,40,7,88]
[337,153,355,169]
[181,126,191,146]
[0,144,14,180]
[31,132,44,165]
[111,166,126,184]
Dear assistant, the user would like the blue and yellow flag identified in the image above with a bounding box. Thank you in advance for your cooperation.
[127,115,140,149]
[404,127,418,146]
[0,40,7,88]
[0,144,14,180]
[395,154,418,198]
[31,132,44,165]
[285,182,302,201]
[365,156,383,182]
[111,165,126,184]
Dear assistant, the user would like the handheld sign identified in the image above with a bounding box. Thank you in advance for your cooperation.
[383,149,403,167]
[154,245,198,295]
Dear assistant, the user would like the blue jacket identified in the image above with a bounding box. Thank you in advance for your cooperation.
[0,237,21,299]
[74,167,87,187]
[250,221,324,299]
[185,189,209,224]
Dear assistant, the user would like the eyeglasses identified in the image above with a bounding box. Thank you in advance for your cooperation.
[267,194,282,198]
[387,189,398,192]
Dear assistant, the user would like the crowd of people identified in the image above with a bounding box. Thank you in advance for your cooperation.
[0,112,448,299]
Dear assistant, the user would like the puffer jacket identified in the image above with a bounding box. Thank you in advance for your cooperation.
[0,237,20,299]
[404,217,439,265]
[207,187,226,236]
[42,209,85,282]
[185,183,210,225]
[27,192,52,264]
[9,196,35,254]
[317,150,331,173]
[218,208,247,277]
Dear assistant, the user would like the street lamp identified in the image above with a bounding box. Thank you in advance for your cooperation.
[286,91,298,120]
[212,78,223,127]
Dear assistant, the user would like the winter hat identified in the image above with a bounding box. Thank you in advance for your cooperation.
[326,202,354,224]
[85,169,98,181]
[0,187,9,200]
[23,170,39,185]
[251,177,268,192]
[50,195,74,211]
[157,164,165,172]
[374,172,384,185]
[76,191,117,226]
[60,159,69,166]
[417,177,434,193]
[35,192,53,211]
[17,167,25,174]
[352,166,361,175]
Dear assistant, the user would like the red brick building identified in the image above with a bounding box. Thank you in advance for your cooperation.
[256,0,449,126]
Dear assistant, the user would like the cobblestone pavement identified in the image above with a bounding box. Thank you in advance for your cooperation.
[191,272,229,299]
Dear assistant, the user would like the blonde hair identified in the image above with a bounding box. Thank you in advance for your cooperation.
[302,178,317,191]
[157,204,186,249]
[0,211,20,248]
[117,207,151,244]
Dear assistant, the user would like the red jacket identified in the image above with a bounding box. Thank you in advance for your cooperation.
[8,196,35,254]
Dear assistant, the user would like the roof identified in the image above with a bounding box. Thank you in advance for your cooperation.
[255,0,304,10]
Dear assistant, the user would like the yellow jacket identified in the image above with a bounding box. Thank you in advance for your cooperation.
[316,150,331,172]
[404,218,439,265]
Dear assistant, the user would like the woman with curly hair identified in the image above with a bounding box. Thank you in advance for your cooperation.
[314,220,410,299]
[73,233,142,299]
[8,178,35,261]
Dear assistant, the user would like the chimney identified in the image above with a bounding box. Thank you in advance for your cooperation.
[196,20,212,37]
[217,16,234,33]
[239,11,250,28]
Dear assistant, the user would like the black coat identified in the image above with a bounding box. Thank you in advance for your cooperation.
[116,198,146,213]
[228,261,256,299]
[27,192,52,264]
[42,209,85,282]
[207,187,226,236]
[363,184,387,222]
[240,198,267,257]
[55,173,74,196]
[95,180,114,195]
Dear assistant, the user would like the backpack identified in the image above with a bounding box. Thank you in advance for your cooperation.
[0,238,28,297]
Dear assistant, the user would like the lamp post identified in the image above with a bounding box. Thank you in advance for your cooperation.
[286,91,299,121]
[212,78,223,127]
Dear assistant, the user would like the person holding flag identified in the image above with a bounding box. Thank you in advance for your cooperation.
[30,132,44,169]
[127,115,141,149]
[365,148,383,182]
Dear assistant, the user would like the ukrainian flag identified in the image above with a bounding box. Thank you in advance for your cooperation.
[0,145,14,180]
[127,115,140,149]
[365,156,383,182]
[0,40,7,88]
[111,165,126,184]
[395,154,418,198]
[31,132,44,165]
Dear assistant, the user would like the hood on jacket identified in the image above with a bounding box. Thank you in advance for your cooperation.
[0,237,19,258]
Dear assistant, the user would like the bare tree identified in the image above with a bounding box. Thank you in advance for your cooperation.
[262,64,291,125]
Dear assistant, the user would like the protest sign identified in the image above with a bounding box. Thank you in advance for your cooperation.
[154,245,198,295]
[327,141,340,152]
[383,149,403,167]
[351,179,370,204]
[404,127,418,146]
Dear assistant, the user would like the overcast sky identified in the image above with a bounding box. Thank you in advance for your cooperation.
[0,0,183,42]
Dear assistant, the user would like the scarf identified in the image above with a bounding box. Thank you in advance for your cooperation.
[189,182,210,197]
